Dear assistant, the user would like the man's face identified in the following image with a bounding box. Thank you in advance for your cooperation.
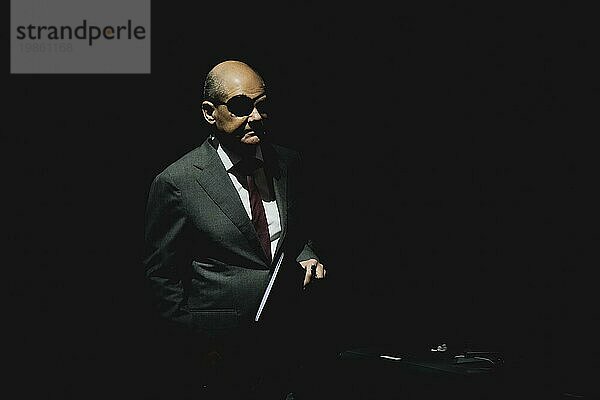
[204,69,268,147]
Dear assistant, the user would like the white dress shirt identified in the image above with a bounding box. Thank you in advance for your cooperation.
[214,142,282,261]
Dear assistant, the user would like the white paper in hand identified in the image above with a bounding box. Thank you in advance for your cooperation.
[255,252,284,322]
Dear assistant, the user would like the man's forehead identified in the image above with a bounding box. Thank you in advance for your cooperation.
[221,72,265,95]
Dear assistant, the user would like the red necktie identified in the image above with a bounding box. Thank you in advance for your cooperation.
[246,173,272,262]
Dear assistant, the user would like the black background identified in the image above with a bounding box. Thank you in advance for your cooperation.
[5,2,599,399]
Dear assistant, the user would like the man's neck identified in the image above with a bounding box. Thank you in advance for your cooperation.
[212,134,263,164]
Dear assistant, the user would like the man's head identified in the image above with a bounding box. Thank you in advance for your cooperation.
[202,60,268,148]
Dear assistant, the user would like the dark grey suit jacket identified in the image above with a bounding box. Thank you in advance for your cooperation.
[144,138,319,341]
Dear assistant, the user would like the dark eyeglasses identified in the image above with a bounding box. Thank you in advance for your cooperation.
[214,94,269,117]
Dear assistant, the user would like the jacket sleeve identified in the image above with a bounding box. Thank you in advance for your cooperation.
[143,171,197,335]
[297,240,320,263]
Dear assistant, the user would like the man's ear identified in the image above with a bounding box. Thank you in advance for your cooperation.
[202,101,216,125]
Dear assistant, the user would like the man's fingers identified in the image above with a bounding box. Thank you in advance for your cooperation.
[299,259,327,287]
[303,265,312,287]
[316,263,326,279]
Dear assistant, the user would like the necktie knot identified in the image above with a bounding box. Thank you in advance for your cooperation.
[234,157,263,177]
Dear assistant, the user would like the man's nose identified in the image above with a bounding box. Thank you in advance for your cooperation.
[247,106,262,122]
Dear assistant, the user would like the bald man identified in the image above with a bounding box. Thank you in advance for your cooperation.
[143,60,326,399]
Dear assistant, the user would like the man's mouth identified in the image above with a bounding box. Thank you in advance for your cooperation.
[240,130,261,144]
[243,129,264,138]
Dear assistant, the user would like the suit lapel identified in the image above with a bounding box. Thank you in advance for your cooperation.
[267,146,288,262]
[192,140,270,267]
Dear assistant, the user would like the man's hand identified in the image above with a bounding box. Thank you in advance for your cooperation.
[299,259,326,288]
